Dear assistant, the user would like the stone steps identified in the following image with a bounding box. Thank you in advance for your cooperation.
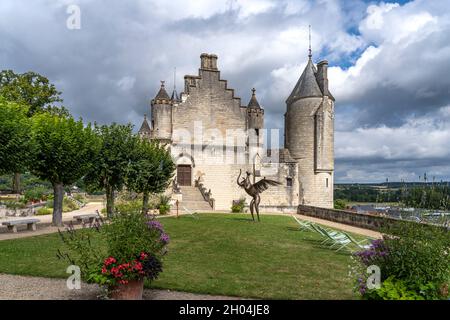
[179,187,213,211]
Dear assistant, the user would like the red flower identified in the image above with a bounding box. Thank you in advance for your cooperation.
[104,257,117,266]
[140,252,148,260]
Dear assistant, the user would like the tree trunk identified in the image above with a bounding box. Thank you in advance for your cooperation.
[106,185,115,218]
[52,182,64,227]
[12,173,21,194]
[143,192,149,215]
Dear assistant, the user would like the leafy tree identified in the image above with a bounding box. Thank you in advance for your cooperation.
[0,98,32,192]
[84,124,138,217]
[126,139,175,213]
[30,113,99,226]
[0,70,67,192]
[0,70,65,116]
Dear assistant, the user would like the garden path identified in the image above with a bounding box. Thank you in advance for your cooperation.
[0,274,244,300]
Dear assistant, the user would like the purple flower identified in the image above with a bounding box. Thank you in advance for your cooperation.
[160,233,170,244]
[147,220,164,233]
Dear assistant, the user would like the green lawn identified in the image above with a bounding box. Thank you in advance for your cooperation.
[0,214,360,299]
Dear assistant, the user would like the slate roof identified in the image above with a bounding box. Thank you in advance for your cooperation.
[248,88,261,109]
[171,89,180,102]
[286,58,323,103]
[138,115,151,134]
[154,81,171,101]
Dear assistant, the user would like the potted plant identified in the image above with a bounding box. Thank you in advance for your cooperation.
[58,210,170,300]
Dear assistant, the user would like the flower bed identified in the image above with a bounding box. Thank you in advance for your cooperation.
[350,222,449,300]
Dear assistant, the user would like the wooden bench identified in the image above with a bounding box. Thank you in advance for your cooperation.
[73,213,100,224]
[2,219,40,233]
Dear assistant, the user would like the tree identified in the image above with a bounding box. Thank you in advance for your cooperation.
[0,70,67,192]
[30,113,99,226]
[126,139,175,213]
[84,123,138,217]
[0,98,32,187]
[0,70,65,117]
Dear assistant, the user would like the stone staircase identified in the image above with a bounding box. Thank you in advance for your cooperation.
[179,186,213,212]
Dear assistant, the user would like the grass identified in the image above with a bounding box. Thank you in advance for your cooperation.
[0,214,361,299]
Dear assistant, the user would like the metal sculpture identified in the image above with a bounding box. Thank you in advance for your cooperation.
[236,169,281,222]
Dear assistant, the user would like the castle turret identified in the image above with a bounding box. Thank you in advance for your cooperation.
[151,81,173,143]
[138,114,152,140]
[285,53,335,208]
[247,88,264,130]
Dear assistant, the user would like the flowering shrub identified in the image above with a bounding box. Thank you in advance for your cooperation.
[350,221,450,300]
[99,252,162,286]
[59,210,170,289]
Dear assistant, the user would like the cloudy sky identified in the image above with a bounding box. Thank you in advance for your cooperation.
[1,0,450,183]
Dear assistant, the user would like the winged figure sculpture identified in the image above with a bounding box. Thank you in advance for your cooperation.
[237,169,281,222]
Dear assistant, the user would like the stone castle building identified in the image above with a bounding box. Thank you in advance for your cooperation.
[139,52,334,211]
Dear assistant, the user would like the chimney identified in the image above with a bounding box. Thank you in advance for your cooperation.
[316,60,329,97]
[200,53,218,71]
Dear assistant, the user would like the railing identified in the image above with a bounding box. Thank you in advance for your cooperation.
[195,179,215,210]
[172,178,181,194]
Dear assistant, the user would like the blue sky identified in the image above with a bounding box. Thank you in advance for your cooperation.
[1,0,450,183]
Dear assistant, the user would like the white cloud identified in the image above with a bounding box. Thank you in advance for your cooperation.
[117,76,136,91]
[336,105,450,161]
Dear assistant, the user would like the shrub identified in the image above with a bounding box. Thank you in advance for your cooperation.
[334,199,347,210]
[115,199,142,214]
[231,198,246,213]
[352,222,450,300]
[158,195,171,215]
[363,276,426,300]
[36,207,53,216]
[73,193,87,204]
[24,186,49,203]
[4,201,27,210]
[58,209,169,289]
[63,197,79,211]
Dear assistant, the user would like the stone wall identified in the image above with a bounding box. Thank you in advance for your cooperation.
[297,204,399,231]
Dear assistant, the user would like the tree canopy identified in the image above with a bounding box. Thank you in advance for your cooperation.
[126,139,175,212]
[84,123,138,217]
[0,98,31,176]
[30,113,99,225]
[0,70,66,117]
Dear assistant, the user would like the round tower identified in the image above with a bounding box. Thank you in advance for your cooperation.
[285,55,335,208]
[151,81,173,143]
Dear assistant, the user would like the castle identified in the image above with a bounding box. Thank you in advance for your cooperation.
[138,52,334,211]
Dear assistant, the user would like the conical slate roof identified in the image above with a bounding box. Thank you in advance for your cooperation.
[138,115,151,134]
[171,89,180,102]
[248,88,261,109]
[154,81,171,101]
[287,58,322,103]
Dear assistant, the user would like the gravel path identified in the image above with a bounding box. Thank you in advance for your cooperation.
[0,274,243,300]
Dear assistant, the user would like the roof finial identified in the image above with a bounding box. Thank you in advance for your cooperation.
[144,113,147,120]
[308,25,312,59]
[160,80,165,87]
[252,88,256,96]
